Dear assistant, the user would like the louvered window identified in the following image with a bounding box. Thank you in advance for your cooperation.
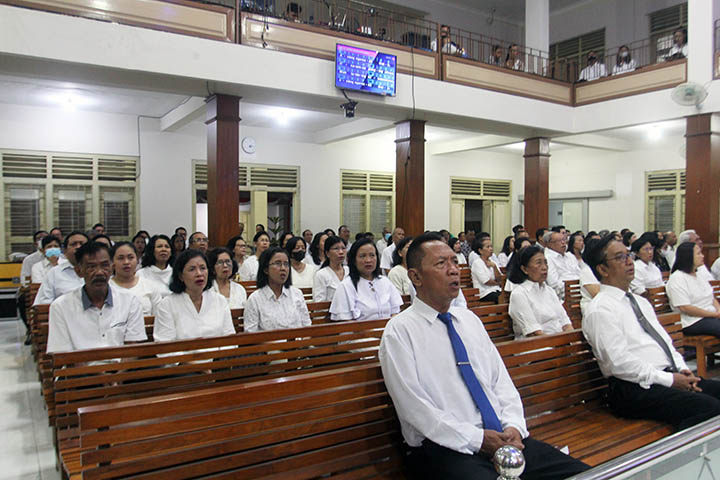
[341,170,395,238]
[52,156,93,180]
[194,162,297,189]
[5,186,44,254]
[101,188,135,237]
[2,154,47,179]
[650,3,687,62]
[98,158,137,182]
[646,170,685,233]
[450,177,511,199]
[55,187,91,234]
[550,28,605,67]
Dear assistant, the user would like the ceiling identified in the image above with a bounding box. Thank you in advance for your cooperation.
[426,0,595,24]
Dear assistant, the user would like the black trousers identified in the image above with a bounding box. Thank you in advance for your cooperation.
[407,438,590,480]
[478,290,501,304]
[608,376,720,431]
[683,317,720,337]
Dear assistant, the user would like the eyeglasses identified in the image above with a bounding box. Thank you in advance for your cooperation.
[216,259,233,266]
[269,261,290,269]
[192,237,209,243]
[606,252,632,264]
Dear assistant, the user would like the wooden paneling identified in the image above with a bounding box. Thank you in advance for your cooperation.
[395,120,425,236]
[524,138,550,237]
[206,95,240,248]
[1,0,235,42]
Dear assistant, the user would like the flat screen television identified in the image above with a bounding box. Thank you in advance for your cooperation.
[335,44,397,96]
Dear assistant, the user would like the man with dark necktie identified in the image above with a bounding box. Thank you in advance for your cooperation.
[583,235,720,430]
[379,232,589,479]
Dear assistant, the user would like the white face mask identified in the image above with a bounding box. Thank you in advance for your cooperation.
[620,51,629,58]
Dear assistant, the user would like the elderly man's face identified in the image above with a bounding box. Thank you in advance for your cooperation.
[409,241,460,305]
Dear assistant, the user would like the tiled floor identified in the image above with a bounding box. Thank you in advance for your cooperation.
[0,319,60,480]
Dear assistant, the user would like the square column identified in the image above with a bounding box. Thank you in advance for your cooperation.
[525,0,549,53]
[524,138,550,237]
[395,120,425,237]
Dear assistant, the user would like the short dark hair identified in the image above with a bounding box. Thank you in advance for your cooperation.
[583,234,617,281]
[75,241,111,264]
[507,245,544,284]
[188,232,206,245]
[284,236,307,258]
[207,247,238,279]
[253,230,270,243]
[339,225,349,233]
[93,233,112,245]
[33,230,48,242]
[110,241,137,260]
[406,232,444,271]
[551,225,565,233]
[622,231,635,247]
[92,223,104,230]
[175,226,187,234]
[50,227,63,236]
[471,236,489,254]
[321,236,345,268]
[63,231,89,249]
[256,224,265,231]
[448,237,460,251]
[512,224,524,234]
[630,237,651,254]
[392,236,414,267]
[225,235,245,251]
[324,228,336,237]
[347,238,381,289]
[256,247,291,289]
[169,249,211,293]
[142,234,173,268]
[535,227,547,241]
[41,235,61,249]
[672,242,696,274]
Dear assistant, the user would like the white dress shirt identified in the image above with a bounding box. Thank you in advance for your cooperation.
[584,285,687,389]
[712,258,720,281]
[330,276,403,321]
[508,280,572,338]
[410,283,467,309]
[388,265,413,295]
[545,248,580,299]
[698,264,714,283]
[33,259,84,306]
[31,258,55,284]
[629,259,664,295]
[579,62,607,81]
[376,238,388,256]
[379,298,528,454]
[154,290,235,342]
[244,285,311,332]
[380,243,396,271]
[496,252,511,268]
[666,270,717,328]
[661,246,676,271]
[612,60,636,75]
[237,256,259,281]
[471,258,502,299]
[211,279,247,309]
[579,261,600,316]
[456,253,468,265]
[312,266,349,302]
[137,265,173,298]
[47,285,146,353]
[110,276,162,316]
[21,250,43,285]
[667,44,688,59]
[468,251,479,268]
[291,263,318,289]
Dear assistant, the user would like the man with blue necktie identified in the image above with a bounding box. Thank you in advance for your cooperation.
[379,232,589,479]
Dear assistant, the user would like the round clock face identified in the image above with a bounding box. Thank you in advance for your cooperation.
[242,136,256,154]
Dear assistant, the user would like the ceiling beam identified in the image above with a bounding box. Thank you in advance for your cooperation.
[313,118,393,144]
[550,133,633,152]
[429,135,521,155]
[160,96,206,131]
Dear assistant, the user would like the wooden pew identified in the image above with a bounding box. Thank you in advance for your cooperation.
[76,364,406,480]
[563,279,582,328]
[238,280,258,295]
[463,287,497,309]
[472,303,514,343]
[498,331,674,466]
[50,319,390,479]
[459,265,472,288]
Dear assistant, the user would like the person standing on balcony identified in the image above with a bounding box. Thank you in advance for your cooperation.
[666,28,688,60]
[505,44,524,71]
[488,45,503,66]
[578,51,607,82]
[431,25,466,57]
[612,45,637,75]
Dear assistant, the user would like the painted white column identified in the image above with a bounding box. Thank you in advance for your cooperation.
[687,0,715,83]
[525,0,549,53]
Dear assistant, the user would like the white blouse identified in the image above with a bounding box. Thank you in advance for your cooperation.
[579,261,600,316]
[496,252,511,268]
[31,258,54,284]
[508,280,572,339]
[237,255,259,281]
[313,266,349,302]
[137,265,173,298]
[110,276,162,316]
[468,251,480,268]
[154,290,235,342]
[630,259,664,295]
[243,285,311,332]
[666,270,718,328]
[330,276,403,321]
[211,279,247,309]
[471,258,502,299]
[456,253,467,265]
[388,265,413,295]
[291,263,318,289]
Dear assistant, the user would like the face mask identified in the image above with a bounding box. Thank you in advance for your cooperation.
[620,51,629,58]
[385,233,391,242]
[588,56,597,63]
[45,247,61,259]
[291,251,306,263]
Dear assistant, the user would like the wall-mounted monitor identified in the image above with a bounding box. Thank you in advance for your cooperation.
[335,44,397,96]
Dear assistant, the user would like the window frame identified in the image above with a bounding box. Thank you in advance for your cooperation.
[340,169,395,239]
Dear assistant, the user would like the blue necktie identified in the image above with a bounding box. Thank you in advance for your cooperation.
[437,312,503,432]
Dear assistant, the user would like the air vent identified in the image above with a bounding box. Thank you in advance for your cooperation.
[650,4,687,34]
[483,180,511,197]
[679,171,686,190]
[250,166,298,188]
[1,154,47,179]
[647,172,680,192]
[52,156,93,180]
[194,162,208,185]
[369,173,394,192]
[238,165,248,186]
[451,178,483,196]
[98,158,137,181]
[341,171,368,191]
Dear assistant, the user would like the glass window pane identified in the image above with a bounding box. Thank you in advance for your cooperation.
[369,196,391,237]
[343,194,366,235]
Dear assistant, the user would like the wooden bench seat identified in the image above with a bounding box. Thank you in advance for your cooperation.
[563,279,582,328]
[51,319,390,479]
[471,303,514,343]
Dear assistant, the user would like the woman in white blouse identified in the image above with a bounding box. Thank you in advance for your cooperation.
[244,247,311,332]
[470,237,502,303]
[240,231,270,281]
[306,232,328,267]
[448,238,467,266]
[31,235,61,283]
[154,250,235,342]
[629,237,665,296]
[666,242,720,336]
[137,234,174,298]
[226,235,250,282]
[612,45,636,76]
[110,242,161,316]
[208,247,247,309]
[285,236,317,289]
[508,245,573,339]
[388,237,414,295]
[313,236,349,302]
[503,237,533,295]
[330,238,403,321]
[496,235,514,269]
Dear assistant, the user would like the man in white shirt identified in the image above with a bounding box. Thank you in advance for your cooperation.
[33,231,89,306]
[661,230,677,269]
[578,51,607,82]
[678,229,713,282]
[20,230,49,285]
[379,233,589,479]
[188,232,209,254]
[46,242,146,353]
[375,226,390,255]
[380,227,405,273]
[430,24,466,57]
[666,28,688,60]
[583,236,720,430]
[544,231,579,300]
